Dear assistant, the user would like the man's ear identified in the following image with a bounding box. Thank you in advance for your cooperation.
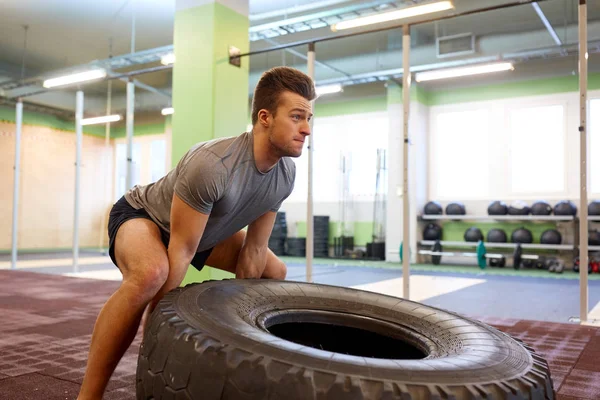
[258,109,270,128]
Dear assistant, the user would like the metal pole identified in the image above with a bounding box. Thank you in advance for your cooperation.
[126,80,135,190]
[11,100,23,270]
[402,25,411,300]
[306,42,316,283]
[73,91,83,273]
[578,0,588,324]
[98,79,112,250]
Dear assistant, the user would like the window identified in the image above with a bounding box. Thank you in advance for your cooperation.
[431,109,490,199]
[509,104,565,194]
[287,112,389,203]
[591,99,600,194]
[115,142,142,200]
[150,139,166,182]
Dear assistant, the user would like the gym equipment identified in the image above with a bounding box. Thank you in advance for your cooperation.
[540,229,562,245]
[511,227,533,244]
[554,200,577,216]
[286,237,306,257]
[589,230,600,246]
[535,256,547,269]
[486,228,507,243]
[138,280,554,400]
[488,200,508,215]
[313,216,330,257]
[548,258,565,273]
[445,202,466,215]
[531,201,553,216]
[420,240,499,269]
[268,212,287,256]
[512,244,545,269]
[521,259,534,268]
[489,256,506,267]
[464,227,484,242]
[424,201,443,215]
[573,256,593,273]
[589,200,600,216]
[508,201,531,216]
[423,223,442,241]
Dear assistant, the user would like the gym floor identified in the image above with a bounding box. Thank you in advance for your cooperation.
[1,256,600,399]
[2,251,600,324]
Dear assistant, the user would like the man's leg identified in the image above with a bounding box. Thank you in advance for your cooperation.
[204,230,287,279]
[78,219,169,400]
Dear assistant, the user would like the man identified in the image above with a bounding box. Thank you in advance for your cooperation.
[78,66,316,400]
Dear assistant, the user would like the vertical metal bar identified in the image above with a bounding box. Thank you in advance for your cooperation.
[73,91,84,273]
[402,25,411,300]
[98,80,112,250]
[11,100,23,270]
[306,42,316,283]
[578,0,588,324]
[126,80,135,190]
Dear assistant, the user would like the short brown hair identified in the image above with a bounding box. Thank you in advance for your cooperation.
[251,66,316,125]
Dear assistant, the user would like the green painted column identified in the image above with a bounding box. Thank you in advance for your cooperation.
[172,0,249,284]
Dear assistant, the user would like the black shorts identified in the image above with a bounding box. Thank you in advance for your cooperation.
[107,196,213,272]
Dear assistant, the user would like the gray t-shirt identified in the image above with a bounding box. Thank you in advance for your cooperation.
[125,131,295,252]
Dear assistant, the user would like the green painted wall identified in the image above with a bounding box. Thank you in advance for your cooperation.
[427,72,600,106]
[0,105,105,137]
[386,84,429,105]
[111,122,165,138]
[315,96,386,117]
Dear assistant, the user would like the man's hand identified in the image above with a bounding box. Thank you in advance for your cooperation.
[236,211,277,279]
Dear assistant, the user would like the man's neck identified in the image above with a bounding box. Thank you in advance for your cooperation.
[252,129,280,173]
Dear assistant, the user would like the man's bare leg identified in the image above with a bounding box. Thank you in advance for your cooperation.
[78,219,169,400]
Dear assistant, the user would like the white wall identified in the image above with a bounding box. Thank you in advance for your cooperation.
[427,89,600,216]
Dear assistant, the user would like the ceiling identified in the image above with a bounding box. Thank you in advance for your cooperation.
[0,0,598,117]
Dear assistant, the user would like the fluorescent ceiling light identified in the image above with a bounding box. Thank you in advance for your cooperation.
[161,53,175,65]
[332,1,454,31]
[42,69,107,88]
[161,107,174,115]
[316,83,343,96]
[81,114,121,126]
[414,62,514,82]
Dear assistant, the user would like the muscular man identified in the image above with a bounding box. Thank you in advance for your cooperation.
[78,66,316,399]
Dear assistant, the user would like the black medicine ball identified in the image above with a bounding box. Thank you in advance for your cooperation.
[488,201,508,215]
[589,201,600,216]
[446,202,466,215]
[590,230,600,246]
[540,229,562,245]
[511,227,533,244]
[486,228,508,243]
[531,201,553,216]
[423,223,442,241]
[464,227,484,242]
[554,200,577,216]
[508,201,531,216]
[424,201,443,215]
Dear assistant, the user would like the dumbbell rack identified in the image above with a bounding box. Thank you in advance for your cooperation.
[417,214,578,268]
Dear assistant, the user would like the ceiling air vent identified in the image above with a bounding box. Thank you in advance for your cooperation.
[436,33,476,58]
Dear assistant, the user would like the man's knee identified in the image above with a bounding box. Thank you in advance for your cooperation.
[126,263,169,301]
[264,258,287,280]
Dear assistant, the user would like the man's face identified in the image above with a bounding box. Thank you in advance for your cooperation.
[267,91,313,158]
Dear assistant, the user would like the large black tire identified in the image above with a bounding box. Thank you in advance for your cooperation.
[137,280,554,400]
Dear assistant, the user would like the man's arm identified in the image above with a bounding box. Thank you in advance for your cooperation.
[155,193,209,298]
[236,211,277,279]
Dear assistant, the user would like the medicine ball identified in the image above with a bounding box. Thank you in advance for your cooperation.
[590,230,600,246]
[589,201,600,216]
[531,201,552,216]
[464,227,484,242]
[488,201,508,216]
[424,201,443,215]
[486,228,507,243]
[423,223,442,241]
[540,229,562,245]
[508,201,531,216]
[511,227,533,244]
[446,202,466,215]
[554,200,577,216]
